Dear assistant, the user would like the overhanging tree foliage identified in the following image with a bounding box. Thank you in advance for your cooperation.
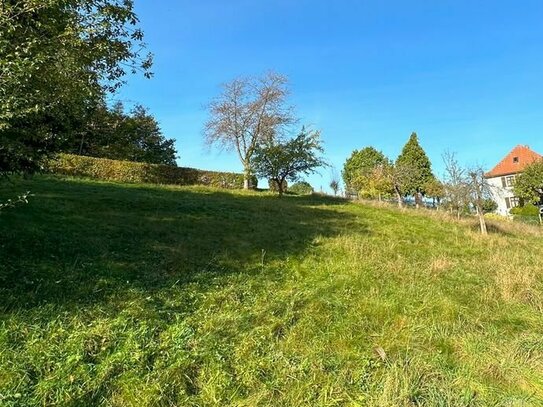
[514,161,543,205]
[251,128,326,196]
[0,0,153,176]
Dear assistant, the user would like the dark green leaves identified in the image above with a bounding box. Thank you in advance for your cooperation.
[252,128,326,195]
[514,161,543,205]
[0,0,153,176]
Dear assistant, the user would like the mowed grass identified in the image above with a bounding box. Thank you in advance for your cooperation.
[1,176,543,406]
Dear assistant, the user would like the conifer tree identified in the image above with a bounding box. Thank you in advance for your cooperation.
[395,132,435,207]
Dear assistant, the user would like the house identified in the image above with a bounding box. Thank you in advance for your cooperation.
[485,145,543,216]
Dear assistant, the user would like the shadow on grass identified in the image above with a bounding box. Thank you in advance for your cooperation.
[467,220,514,237]
[0,176,366,312]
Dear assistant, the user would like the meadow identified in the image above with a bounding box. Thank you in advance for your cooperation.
[1,176,543,406]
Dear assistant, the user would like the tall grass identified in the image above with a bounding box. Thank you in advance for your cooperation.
[1,176,542,406]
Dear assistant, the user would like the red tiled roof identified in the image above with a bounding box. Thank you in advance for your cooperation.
[485,145,543,178]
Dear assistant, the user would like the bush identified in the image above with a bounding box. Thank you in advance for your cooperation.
[289,181,313,195]
[510,204,540,216]
[45,154,257,189]
[482,198,498,214]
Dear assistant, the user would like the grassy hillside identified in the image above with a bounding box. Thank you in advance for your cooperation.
[1,176,543,406]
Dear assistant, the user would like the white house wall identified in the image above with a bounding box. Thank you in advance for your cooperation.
[487,176,515,216]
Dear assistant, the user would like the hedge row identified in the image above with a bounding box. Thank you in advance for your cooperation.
[45,154,257,189]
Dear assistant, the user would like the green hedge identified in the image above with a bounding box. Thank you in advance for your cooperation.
[45,154,257,189]
[510,204,540,216]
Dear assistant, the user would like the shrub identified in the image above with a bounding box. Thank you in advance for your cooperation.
[510,204,540,216]
[45,154,257,189]
[289,181,314,195]
[481,198,498,214]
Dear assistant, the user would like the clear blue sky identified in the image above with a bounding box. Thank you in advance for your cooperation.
[117,0,543,191]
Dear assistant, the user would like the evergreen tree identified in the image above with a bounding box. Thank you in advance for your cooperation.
[395,132,435,207]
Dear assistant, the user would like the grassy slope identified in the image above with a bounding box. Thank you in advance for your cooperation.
[1,176,543,406]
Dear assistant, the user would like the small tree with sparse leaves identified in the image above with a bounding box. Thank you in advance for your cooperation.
[252,128,326,196]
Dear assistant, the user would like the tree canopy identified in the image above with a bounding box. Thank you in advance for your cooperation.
[251,128,326,195]
[342,147,388,194]
[514,161,543,205]
[0,0,153,176]
[204,72,293,189]
[65,102,177,166]
[395,132,436,203]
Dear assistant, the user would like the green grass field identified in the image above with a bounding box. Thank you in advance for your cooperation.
[1,176,543,406]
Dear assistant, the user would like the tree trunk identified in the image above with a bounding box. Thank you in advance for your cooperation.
[395,186,404,208]
[78,133,86,155]
[243,165,252,190]
[477,206,488,235]
[277,177,285,196]
[415,192,423,209]
[471,173,488,235]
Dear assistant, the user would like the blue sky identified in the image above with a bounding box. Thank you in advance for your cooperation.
[117,0,543,191]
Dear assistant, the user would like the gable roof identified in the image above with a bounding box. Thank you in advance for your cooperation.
[485,145,543,178]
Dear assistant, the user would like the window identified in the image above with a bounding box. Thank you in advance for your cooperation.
[505,175,515,187]
[506,196,520,210]
[513,156,519,163]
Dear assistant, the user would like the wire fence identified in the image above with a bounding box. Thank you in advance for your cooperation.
[513,215,542,226]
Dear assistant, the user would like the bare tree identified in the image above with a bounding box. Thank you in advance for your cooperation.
[329,167,340,196]
[468,167,492,235]
[442,151,493,235]
[442,151,469,219]
[204,72,294,189]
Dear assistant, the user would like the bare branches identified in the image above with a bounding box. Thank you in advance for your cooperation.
[467,167,492,235]
[442,151,470,218]
[442,151,494,234]
[204,72,295,188]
